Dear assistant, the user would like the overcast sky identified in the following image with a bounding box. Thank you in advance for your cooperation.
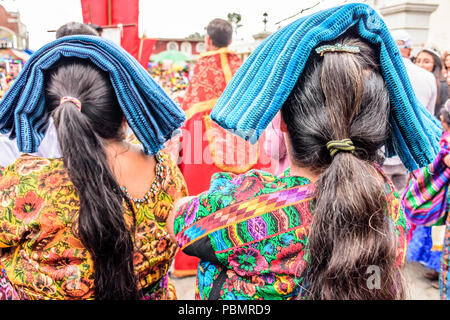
[0,0,350,51]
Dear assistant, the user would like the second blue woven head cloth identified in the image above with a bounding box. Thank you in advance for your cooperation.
[210,3,442,171]
[0,35,186,156]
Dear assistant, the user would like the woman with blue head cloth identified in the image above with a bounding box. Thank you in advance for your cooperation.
[0,36,187,299]
[168,3,442,300]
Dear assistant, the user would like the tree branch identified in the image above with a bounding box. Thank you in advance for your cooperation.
[274,1,321,25]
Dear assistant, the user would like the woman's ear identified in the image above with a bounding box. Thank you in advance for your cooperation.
[440,115,449,131]
[279,113,288,133]
[121,116,128,130]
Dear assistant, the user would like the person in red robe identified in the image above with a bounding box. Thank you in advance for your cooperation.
[173,18,271,277]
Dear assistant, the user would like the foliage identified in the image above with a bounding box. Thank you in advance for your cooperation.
[227,12,243,36]
[186,32,205,40]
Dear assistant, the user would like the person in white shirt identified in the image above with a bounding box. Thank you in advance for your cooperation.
[382,30,437,194]
[393,30,437,114]
[388,31,441,284]
[0,118,61,168]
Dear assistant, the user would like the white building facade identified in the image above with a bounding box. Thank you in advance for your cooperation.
[375,0,449,51]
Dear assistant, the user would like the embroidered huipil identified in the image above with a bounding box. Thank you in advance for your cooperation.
[403,132,450,300]
[0,152,187,300]
[174,168,407,300]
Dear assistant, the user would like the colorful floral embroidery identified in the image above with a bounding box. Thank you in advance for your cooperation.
[174,167,407,300]
[0,152,187,300]
[0,268,18,300]
[12,191,45,223]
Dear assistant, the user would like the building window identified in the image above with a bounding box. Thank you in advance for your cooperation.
[180,42,192,56]
[196,42,206,53]
[167,41,178,51]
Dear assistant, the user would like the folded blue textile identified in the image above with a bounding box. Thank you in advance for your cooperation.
[0,35,185,155]
[211,3,441,171]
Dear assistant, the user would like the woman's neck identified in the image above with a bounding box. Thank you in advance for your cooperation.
[288,164,320,182]
[282,132,320,182]
[104,139,131,159]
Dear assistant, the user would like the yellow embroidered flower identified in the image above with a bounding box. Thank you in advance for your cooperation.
[273,275,295,295]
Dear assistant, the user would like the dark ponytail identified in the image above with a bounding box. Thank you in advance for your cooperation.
[281,35,405,299]
[47,59,140,299]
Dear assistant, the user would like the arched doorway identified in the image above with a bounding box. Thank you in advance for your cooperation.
[0,26,16,49]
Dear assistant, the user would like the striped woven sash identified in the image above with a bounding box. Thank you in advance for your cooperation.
[176,184,315,250]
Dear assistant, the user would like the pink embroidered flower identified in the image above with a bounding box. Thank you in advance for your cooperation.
[234,176,265,200]
[271,243,307,276]
[235,278,257,296]
[41,249,84,281]
[38,169,70,194]
[228,247,269,276]
[12,191,45,223]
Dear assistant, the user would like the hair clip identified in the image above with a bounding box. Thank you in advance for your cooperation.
[315,43,361,56]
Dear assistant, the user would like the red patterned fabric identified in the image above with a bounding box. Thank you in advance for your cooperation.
[175,48,273,277]
[180,48,241,109]
[179,48,270,197]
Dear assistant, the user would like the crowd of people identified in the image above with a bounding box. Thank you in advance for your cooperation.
[0,2,449,301]
[380,30,449,292]
[148,62,191,104]
[0,64,21,100]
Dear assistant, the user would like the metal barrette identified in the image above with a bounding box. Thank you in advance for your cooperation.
[315,43,360,56]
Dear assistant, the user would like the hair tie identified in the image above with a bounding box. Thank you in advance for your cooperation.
[315,43,360,56]
[326,138,355,157]
[60,96,82,111]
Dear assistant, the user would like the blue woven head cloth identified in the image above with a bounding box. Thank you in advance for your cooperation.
[210,3,441,171]
[0,35,185,155]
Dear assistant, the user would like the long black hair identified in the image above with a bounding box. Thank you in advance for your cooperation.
[46,58,140,300]
[281,35,405,299]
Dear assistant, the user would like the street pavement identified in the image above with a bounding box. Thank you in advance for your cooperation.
[171,262,440,300]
